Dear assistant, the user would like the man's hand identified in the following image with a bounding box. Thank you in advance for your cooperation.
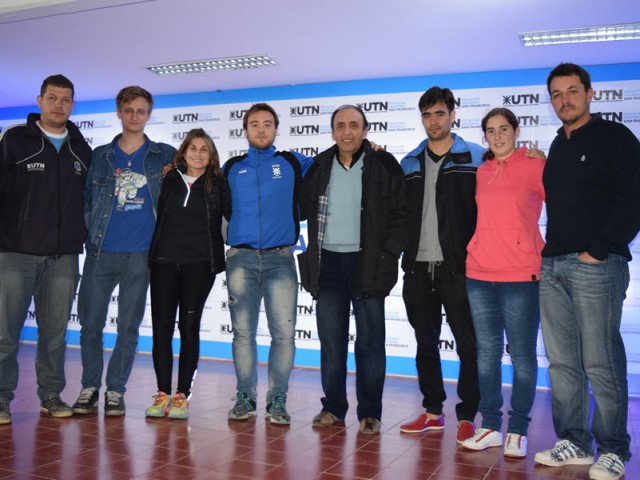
[162,163,173,176]
[578,251,604,263]
[370,141,385,152]
[526,148,546,159]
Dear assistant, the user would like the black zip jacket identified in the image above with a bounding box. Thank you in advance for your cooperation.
[400,135,484,274]
[299,140,408,299]
[149,165,231,274]
[0,113,91,255]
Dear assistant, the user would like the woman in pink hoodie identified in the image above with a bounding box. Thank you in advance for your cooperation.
[461,108,545,458]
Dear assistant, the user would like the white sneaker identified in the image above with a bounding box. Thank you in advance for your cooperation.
[504,433,527,458]
[461,428,503,451]
[534,439,594,467]
[589,453,625,480]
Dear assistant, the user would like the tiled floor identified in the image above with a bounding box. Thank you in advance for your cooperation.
[0,343,638,479]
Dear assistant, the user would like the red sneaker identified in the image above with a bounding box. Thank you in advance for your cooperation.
[456,420,476,444]
[400,413,445,433]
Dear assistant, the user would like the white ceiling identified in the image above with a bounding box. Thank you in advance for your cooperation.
[0,0,638,109]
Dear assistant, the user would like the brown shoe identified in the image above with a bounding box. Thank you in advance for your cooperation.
[312,410,343,427]
[359,417,381,435]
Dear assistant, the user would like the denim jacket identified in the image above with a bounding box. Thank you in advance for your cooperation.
[84,134,176,255]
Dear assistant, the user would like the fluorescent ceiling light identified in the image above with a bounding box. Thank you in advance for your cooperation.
[146,55,279,75]
[519,23,640,46]
[0,0,153,24]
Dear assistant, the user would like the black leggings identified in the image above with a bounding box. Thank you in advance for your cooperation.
[150,261,215,396]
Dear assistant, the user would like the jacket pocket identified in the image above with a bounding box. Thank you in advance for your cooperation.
[370,252,399,297]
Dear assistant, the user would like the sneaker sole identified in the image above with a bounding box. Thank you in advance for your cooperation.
[266,414,291,425]
[168,413,188,419]
[72,403,98,414]
[145,410,167,417]
[40,407,73,418]
[504,450,527,459]
[104,410,125,417]
[0,417,11,425]
[228,411,256,421]
[400,425,445,433]
[462,440,503,451]
[534,453,594,467]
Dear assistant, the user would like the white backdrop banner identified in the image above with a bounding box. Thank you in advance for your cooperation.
[2,65,640,392]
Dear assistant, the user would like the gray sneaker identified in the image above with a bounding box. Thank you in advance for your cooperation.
[534,439,594,467]
[0,401,11,425]
[72,387,99,414]
[265,395,290,425]
[40,396,73,418]
[104,391,126,416]
[228,392,256,420]
[589,453,625,480]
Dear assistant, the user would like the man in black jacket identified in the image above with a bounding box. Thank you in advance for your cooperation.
[0,75,91,424]
[299,105,408,434]
[533,63,640,480]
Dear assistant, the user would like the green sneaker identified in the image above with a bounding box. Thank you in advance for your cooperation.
[168,393,189,419]
[228,392,256,420]
[265,395,290,425]
[145,392,170,417]
[0,401,11,425]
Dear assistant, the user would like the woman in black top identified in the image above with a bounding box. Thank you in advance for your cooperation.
[146,128,230,419]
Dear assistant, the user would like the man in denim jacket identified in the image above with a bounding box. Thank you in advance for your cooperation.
[72,86,176,416]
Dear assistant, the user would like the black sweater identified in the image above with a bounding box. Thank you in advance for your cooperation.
[542,113,640,260]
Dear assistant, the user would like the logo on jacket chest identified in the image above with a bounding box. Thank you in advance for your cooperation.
[26,162,45,172]
[272,164,282,179]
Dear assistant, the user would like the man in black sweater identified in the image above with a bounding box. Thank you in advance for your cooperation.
[534,63,640,480]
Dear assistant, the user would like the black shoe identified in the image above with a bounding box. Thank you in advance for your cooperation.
[72,387,99,414]
[40,396,73,418]
[104,391,125,416]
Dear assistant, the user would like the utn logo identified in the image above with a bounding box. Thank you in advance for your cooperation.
[228,128,245,139]
[289,125,319,136]
[173,113,199,124]
[502,94,540,106]
[76,120,94,129]
[516,140,539,149]
[228,149,249,158]
[84,137,93,146]
[368,122,388,132]
[517,115,539,127]
[292,147,319,156]
[602,112,624,122]
[229,109,249,120]
[356,102,388,113]
[172,131,190,142]
[290,105,320,117]
[593,89,623,102]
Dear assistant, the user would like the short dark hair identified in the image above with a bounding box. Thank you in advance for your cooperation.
[481,107,519,160]
[418,86,456,113]
[546,63,591,94]
[243,103,279,129]
[330,104,369,132]
[116,86,154,112]
[40,74,75,98]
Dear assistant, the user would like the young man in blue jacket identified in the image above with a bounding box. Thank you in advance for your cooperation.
[399,87,484,444]
[224,103,313,425]
[72,86,176,416]
[0,75,91,423]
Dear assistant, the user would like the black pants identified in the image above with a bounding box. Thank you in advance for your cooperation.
[402,261,479,422]
[150,261,215,396]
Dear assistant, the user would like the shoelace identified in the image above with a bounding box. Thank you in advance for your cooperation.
[78,388,96,402]
[234,393,253,409]
[271,396,286,412]
[596,453,624,474]
[153,393,168,406]
[105,392,122,406]
[506,434,521,447]
[46,397,63,408]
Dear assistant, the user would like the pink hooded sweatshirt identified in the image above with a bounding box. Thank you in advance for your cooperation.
[466,147,545,282]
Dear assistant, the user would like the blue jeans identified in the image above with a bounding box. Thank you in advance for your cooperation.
[0,252,79,402]
[77,251,150,393]
[316,250,386,421]
[226,247,297,403]
[540,253,631,460]
[466,278,539,435]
